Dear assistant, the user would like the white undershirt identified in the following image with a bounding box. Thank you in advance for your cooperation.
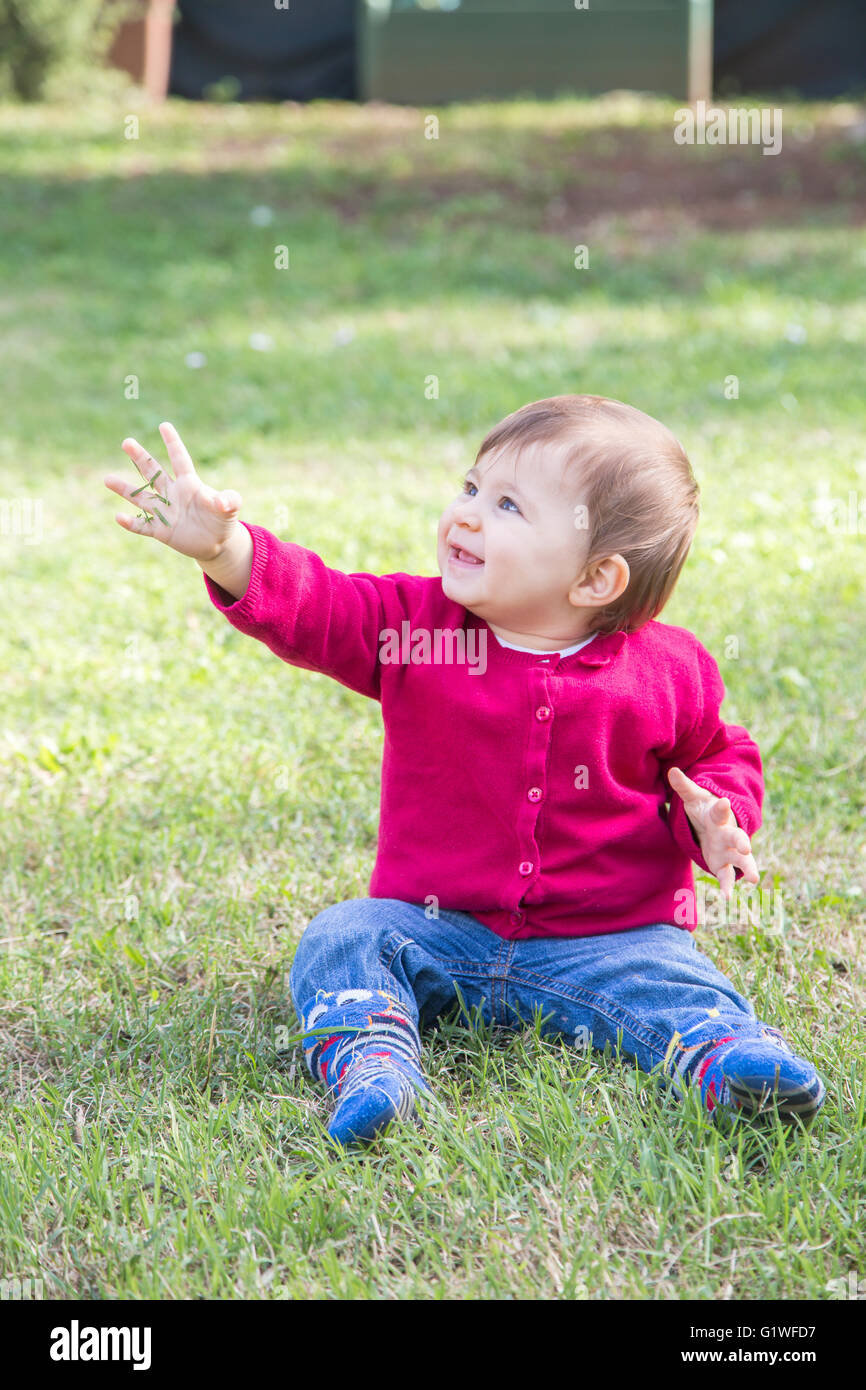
[492,631,597,658]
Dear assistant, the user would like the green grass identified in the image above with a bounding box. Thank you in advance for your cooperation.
[0,91,864,1300]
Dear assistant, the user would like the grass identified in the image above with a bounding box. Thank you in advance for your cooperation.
[0,90,864,1300]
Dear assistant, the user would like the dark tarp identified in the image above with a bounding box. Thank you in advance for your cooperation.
[714,0,866,99]
[168,0,356,102]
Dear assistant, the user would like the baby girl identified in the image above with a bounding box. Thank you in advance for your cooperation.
[105,396,825,1146]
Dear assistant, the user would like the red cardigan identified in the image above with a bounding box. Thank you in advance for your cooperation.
[204,522,763,939]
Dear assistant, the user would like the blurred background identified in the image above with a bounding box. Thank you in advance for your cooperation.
[1,1,865,105]
[111,0,866,106]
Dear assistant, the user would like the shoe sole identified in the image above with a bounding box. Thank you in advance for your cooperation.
[727,1071,825,1121]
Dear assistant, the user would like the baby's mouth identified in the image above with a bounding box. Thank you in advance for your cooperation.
[449,544,484,568]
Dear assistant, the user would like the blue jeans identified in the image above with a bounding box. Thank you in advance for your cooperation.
[289,898,788,1096]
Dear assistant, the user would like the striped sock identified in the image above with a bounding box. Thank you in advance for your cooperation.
[300,989,431,1146]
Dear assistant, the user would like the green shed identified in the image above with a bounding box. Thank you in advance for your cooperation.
[358,0,713,105]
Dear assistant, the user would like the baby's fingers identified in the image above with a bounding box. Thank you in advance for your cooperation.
[158,422,195,478]
[215,489,242,516]
[103,473,127,498]
[667,766,706,803]
[121,436,173,492]
[717,863,736,900]
[113,509,157,539]
[703,814,750,860]
[104,472,170,528]
[712,848,759,900]
[733,849,759,886]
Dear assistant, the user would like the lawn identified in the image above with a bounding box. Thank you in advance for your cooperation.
[0,91,864,1300]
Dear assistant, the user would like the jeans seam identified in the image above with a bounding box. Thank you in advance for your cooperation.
[381,930,493,982]
[374,927,754,1070]
[497,941,517,1024]
[380,939,681,1061]
[506,966,678,1061]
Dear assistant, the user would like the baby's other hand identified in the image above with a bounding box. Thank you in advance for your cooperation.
[667,766,759,900]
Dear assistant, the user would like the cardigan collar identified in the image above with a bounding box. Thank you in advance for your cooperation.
[470,618,628,669]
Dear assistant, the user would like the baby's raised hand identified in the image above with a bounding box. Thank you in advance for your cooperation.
[667,767,759,900]
[104,422,243,563]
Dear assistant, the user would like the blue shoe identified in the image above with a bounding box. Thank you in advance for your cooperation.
[698,1035,825,1122]
[327,1057,432,1148]
[720,1039,826,1121]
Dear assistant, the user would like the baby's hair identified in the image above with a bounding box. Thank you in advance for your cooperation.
[475,394,700,635]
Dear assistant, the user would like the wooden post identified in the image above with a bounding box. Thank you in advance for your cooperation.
[688,0,714,105]
[144,0,175,101]
[108,0,176,101]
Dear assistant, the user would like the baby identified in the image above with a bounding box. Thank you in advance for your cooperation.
[105,396,826,1146]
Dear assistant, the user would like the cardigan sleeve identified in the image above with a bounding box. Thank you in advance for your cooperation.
[202,521,419,702]
[659,640,764,878]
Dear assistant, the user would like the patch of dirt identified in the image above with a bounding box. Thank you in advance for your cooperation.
[542,131,866,234]
[319,123,866,234]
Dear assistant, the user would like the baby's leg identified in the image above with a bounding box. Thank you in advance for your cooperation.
[507,924,825,1122]
[290,898,429,1146]
[289,897,499,1146]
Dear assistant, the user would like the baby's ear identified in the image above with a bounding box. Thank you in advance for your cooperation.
[566,564,598,605]
[578,553,630,604]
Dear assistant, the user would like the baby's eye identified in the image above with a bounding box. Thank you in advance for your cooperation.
[458,478,521,514]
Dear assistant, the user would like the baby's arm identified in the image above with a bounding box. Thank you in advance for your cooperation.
[658,640,764,897]
[198,527,253,603]
[201,522,407,702]
[105,423,417,702]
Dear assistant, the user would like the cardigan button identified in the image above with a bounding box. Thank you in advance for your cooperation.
[528,787,542,802]
[535,706,551,721]
[518,860,533,876]
[510,910,525,927]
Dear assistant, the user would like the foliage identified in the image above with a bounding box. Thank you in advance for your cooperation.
[0,0,138,101]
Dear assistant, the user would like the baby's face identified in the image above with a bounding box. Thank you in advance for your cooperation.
[436,442,593,645]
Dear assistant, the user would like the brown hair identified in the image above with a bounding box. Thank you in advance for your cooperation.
[475,394,700,635]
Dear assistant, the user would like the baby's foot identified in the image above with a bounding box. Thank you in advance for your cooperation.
[328,1055,432,1148]
[695,1032,825,1122]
